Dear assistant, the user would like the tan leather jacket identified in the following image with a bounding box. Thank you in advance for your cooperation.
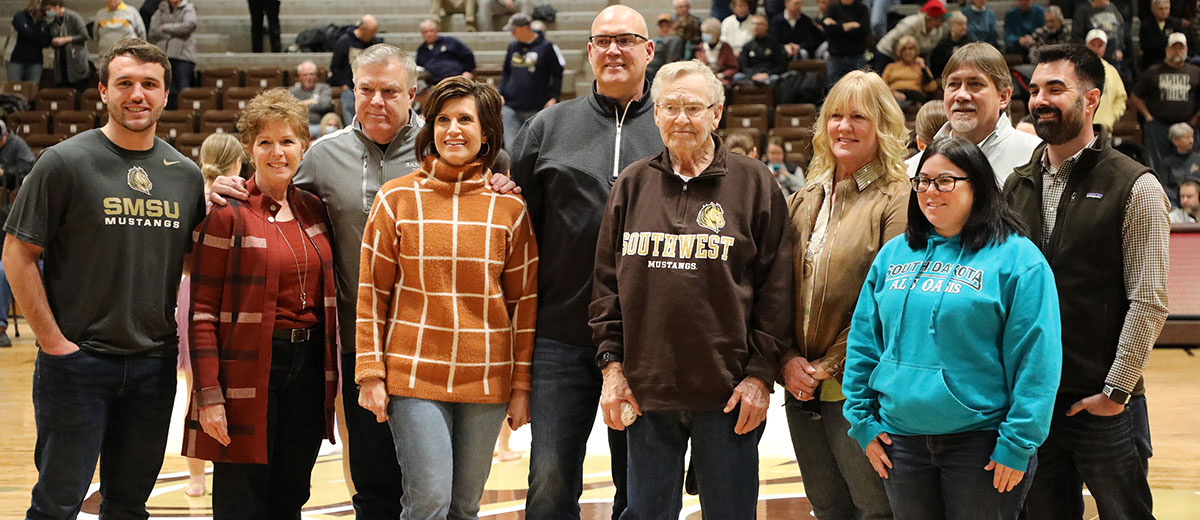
[784,161,909,380]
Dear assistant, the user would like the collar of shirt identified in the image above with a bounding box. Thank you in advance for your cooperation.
[1040,134,1099,177]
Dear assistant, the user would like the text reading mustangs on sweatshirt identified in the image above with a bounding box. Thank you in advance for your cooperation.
[884,260,986,292]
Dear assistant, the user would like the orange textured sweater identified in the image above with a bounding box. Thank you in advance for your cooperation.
[355,155,538,404]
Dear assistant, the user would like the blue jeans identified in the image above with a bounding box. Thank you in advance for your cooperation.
[387,397,507,520]
[620,406,764,520]
[0,258,11,330]
[340,352,405,519]
[870,0,898,37]
[1022,395,1153,520]
[883,430,1037,520]
[502,105,540,152]
[6,61,42,83]
[785,396,892,520]
[826,55,867,88]
[212,337,327,519]
[526,338,628,520]
[27,349,177,519]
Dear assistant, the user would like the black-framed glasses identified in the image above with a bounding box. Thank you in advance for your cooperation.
[911,175,971,193]
[589,33,648,49]
[656,103,716,117]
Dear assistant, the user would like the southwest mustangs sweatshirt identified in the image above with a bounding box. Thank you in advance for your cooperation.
[842,232,1062,471]
[590,137,795,412]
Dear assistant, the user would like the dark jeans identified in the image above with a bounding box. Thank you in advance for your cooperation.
[620,407,764,520]
[883,430,1037,520]
[247,0,281,52]
[340,352,405,519]
[212,337,326,520]
[784,396,892,520]
[526,338,627,520]
[1022,395,1153,520]
[826,54,867,88]
[167,58,194,110]
[26,349,177,520]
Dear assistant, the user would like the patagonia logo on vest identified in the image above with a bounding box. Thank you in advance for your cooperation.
[1086,192,1104,199]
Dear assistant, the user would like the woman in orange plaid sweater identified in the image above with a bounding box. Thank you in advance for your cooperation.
[356,77,538,519]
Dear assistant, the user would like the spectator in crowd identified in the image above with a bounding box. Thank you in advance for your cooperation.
[875,0,947,71]
[772,0,825,60]
[432,0,478,32]
[1029,5,1069,61]
[930,11,974,78]
[5,39,204,520]
[846,136,1061,520]
[1170,177,1200,222]
[962,0,998,45]
[722,0,756,55]
[499,12,564,150]
[42,0,88,90]
[914,99,948,152]
[764,136,804,194]
[508,6,662,518]
[149,0,196,110]
[290,60,333,137]
[93,0,145,52]
[781,70,903,520]
[8,0,50,82]
[0,120,33,349]
[329,14,381,89]
[1085,29,1127,132]
[319,111,342,135]
[185,88,339,520]
[1016,113,1038,135]
[823,0,871,86]
[908,43,1042,182]
[1139,0,1183,73]
[1140,0,1195,27]
[592,59,793,520]
[883,35,938,109]
[485,0,524,32]
[1004,0,1044,55]
[736,15,787,85]
[648,13,685,80]
[138,0,160,30]
[417,18,477,86]
[1161,122,1200,207]
[1131,32,1200,173]
[1072,0,1127,66]
[210,43,424,520]
[1011,43,1168,520]
[672,0,702,45]
[246,0,279,52]
[696,16,739,86]
[712,0,733,25]
[725,131,758,157]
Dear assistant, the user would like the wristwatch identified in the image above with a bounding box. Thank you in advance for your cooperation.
[1103,384,1131,406]
[597,351,622,370]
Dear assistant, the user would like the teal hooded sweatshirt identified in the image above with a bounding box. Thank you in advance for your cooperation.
[842,232,1062,471]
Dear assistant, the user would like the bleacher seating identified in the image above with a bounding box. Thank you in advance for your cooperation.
[222,87,265,111]
[179,87,220,112]
[200,110,240,133]
[8,111,50,137]
[35,88,78,111]
[51,111,95,136]
[81,88,104,112]
[245,67,287,89]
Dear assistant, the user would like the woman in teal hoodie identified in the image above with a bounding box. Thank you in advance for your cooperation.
[842,137,1062,519]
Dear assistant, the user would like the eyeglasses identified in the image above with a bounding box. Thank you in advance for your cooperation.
[657,103,715,118]
[911,175,970,193]
[589,33,648,49]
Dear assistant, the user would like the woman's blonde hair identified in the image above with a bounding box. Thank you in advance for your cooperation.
[808,70,909,185]
[198,133,243,186]
[894,35,918,58]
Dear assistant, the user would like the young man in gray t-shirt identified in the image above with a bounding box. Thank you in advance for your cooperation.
[2,39,204,518]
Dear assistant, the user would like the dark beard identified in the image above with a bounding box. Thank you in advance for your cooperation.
[1033,97,1085,145]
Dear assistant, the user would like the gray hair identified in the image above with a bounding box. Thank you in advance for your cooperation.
[297,60,317,73]
[352,44,418,90]
[1169,122,1193,140]
[948,11,966,24]
[701,17,721,34]
[1152,0,1170,6]
[1046,5,1063,20]
[650,60,725,107]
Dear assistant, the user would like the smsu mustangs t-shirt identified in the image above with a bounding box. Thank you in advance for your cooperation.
[4,129,205,356]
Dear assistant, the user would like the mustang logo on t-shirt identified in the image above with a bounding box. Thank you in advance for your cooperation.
[127,166,152,195]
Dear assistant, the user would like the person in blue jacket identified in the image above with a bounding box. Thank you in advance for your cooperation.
[842,136,1062,520]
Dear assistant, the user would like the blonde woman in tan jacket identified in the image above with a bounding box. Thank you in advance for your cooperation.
[781,70,910,520]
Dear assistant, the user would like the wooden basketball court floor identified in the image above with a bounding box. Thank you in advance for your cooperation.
[1,336,1198,519]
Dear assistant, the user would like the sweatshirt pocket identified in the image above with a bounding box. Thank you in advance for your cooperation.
[869,358,988,435]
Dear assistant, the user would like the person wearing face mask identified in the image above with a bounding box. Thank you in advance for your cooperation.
[41,0,90,90]
[592,60,793,519]
[696,17,739,87]
[184,89,339,519]
[844,136,1061,519]
[356,76,537,520]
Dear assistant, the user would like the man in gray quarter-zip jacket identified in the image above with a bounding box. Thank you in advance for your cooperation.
[508,5,663,520]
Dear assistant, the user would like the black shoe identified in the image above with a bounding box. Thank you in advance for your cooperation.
[0,332,11,347]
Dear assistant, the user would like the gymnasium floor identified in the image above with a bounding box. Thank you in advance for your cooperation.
[1,334,1198,519]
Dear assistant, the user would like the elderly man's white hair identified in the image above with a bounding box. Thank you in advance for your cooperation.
[650,60,725,106]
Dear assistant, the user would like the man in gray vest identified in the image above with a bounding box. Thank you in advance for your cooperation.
[1005,43,1168,520]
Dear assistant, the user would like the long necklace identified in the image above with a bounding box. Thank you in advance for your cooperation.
[274,213,310,308]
